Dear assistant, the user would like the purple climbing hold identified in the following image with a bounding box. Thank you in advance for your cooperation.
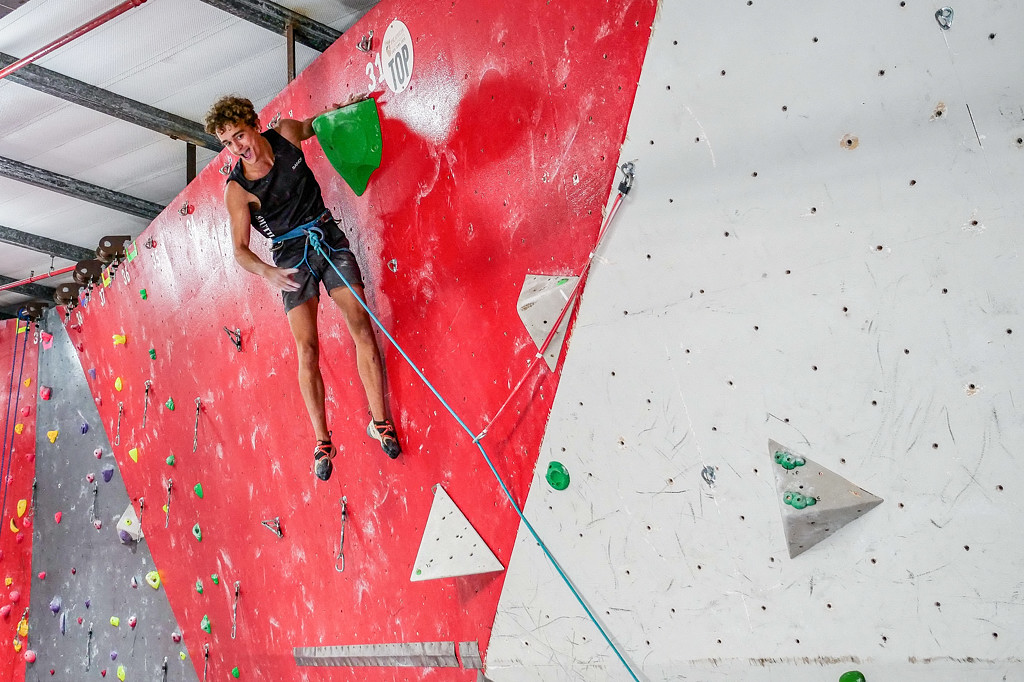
[118,530,132,544]
[89,368,96,380]
[49,596,61,614]
[84,599,90,608]
[81,423,89,434]
[110,651,117,660]
[102,465,115,483]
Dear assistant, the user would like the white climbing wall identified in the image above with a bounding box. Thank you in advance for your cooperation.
[487,1,1024,680]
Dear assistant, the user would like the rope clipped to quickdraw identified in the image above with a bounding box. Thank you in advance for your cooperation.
[0,317,30,533]
[302,164,640,681]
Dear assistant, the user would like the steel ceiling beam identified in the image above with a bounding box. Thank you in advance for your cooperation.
[0,156,162,220]
[0,53,220,150]
[0,223,94,262]
[198,0,342,52]
[0,274,56,300]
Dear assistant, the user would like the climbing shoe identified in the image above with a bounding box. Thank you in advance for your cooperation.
[367,418,402,459]
[313,435,336,481]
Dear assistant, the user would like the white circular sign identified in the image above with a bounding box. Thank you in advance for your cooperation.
[381,19,414,94]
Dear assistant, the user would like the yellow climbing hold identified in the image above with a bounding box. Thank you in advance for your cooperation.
[113,334,127,346]
[129,447,139,463]
[179,651,187,661]
[117,664,126,681]
[22,378,30,387]
[13,637,21,652]
[47,430,59,443]
[14,424,23,434]
[17,618,27,637]
[115,377,123,391]
[161,504,168,514]
[9,519,18,533]
[110,616,120,627]
[4,577,11,586]
[145,570,161,590]
[16,499,26,517]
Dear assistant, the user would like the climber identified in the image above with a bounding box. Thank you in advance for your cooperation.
[204,95,401,482]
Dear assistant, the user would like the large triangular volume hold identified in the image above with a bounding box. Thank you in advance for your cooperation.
[516,274,580,371]
[312,98,383,196]
[410,485,504,582]
[768,439,883,558]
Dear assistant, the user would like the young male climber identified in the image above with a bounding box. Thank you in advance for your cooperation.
[204,94,401,481]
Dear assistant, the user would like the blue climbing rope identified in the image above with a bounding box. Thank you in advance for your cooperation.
[0,316,29,532]
[303,227,640,681]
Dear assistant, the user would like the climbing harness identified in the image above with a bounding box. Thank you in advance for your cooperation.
[223,326,242,352]
[301,161,640,681]
[193,398,202,452]
[334,496,347,572]
[231,581,241,639]
[164,480,172,528]
[114,401,123,446]
[261,517,282,538]
[142,380,152,427]
[270,210,350,276]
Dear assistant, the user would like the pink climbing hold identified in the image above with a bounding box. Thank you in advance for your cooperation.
[94,448,103,459]
[128,615,137,629]
[171,631,181,642]
[93,519,103,530]
[54,512,62,524]
[20,406,30,417]
[22,649,35,663]
[9,590,20,603]
[86,473,95,483]
[0,604,11,618]
[39,386,51,400]
[37,571,45,580]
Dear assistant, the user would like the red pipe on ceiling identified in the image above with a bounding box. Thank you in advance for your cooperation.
[0,0,148,81]
[0,265,76,293]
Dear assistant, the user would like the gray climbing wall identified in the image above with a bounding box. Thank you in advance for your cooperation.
[486,1,1024,680]
[29,311,196,680]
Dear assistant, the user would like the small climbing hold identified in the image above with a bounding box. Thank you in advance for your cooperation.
[165,454,175,466]
[102,465,115,482]
[10,590,19,603]
[130,576,138,589]
[110,616,120,627]
[40,386,52,400]
[9,519,18,533]
[89,368,96,380]
[77,616,83,624]
[192,523,202,541]
[94,447,104,459]
[232,667,240,678]
[773,450,806,470]
[54,512,62,523]
[112,334,127,346]
[71,567,76,575]
[840,672,867,682]
[149,348,156,359]
[171,631,181,642]
[81,422,89,434]
[21,405,31,416]
[85,599,90,608]
[195,578,203,594]
[139,289,147,300]
[129,447,139,462]
[178,652,186,661]
[165,398,175,411]
[22,378,30,387]
[200,614,211,633]
[546,461,570,490]
[114,377,123,391]
[16,499,26,517]
[100,670,106,677]
[145,571,161,589]
[210,573,219,585]
[111,651,118,660]
[193,483,203,498]
[38,571,46,580]
[17,616,28,636]
[119,530,133,544]
[14,424,23,434]
[117,664,126,681]
[94,519,103,530]
[47,430,59,443]
[3,578,10,586]
[128,616,137,629]
[49,596,60,614]
[0,605,9,618]
[22,649,35,663]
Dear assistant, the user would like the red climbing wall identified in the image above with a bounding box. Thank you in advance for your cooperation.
[64,0,656,679]
[0,319,38,682]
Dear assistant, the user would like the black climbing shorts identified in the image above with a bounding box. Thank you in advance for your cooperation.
[271,220,364,314]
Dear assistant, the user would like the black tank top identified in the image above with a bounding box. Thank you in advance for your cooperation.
[226,129,328,240]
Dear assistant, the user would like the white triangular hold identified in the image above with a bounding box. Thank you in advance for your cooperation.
[116,502,143,542]
[410,484,504,581]
[769,439,883,558]
[517,274,580,370]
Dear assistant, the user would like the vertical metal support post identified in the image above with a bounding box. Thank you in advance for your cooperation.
[285,21,296,82]
[186,143,197,184]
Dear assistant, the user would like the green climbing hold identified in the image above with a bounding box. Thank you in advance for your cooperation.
[806,495,817,507]
[193,483,203,499]
[546,461,570,490]
[211,573,219,585]
[201,614,211,633]
[165,398,175,411]
[774,450,806,471]
[231,667,240,678]
[839,672,866,682]
[166,454,175,466]
[192,523,202,542]
[195,578,203,594]
[139,289,147,300]
[149,348,156,360]
[312,98,383,197]
[784,491,818,510]
[557,278,569,285]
